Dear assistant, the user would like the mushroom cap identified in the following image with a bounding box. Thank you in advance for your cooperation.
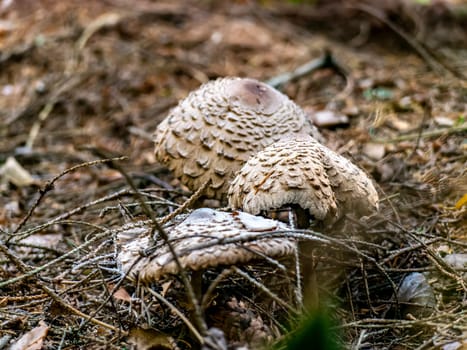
[117,208,296,282]
[228,136,379,227]
[153,77,321,199]
[316,140,379,221]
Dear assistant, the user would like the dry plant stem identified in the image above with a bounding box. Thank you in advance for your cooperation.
[374,183,401,224]
[159,179,211,226]
[353,329,367,350]
[380,237,441,264]
[232,266,297,314]
[77,255,145,332]
[345,279,358,335]
[0,221,108,288]
[107,158,209,340]
[350,3,455,78]
[288,211,303,309]
[266,50,351,94]
[11,157,127,237]
[340,310,466,329]
[25,76,84,149]
[27,13,124,148]
[1,294,48,302]
[372,123,467,143]
[201,268,235,311]
[266,52,332,88]
[146,287,204,344]
[16,217,113,244]
[175,229,401,302]
[241,246,288,271]
[0,240,125,334]
[361,259,376,318]
[392,220,467,291]
[13,188,133,240]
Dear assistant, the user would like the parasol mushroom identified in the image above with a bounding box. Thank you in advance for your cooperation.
[153,77,322,200]
[227,136,379,309]
[227,136,379,228]
[116,208,296,283]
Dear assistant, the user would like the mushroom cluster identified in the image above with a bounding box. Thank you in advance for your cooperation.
[115,77,380,345]
[154,77,322,199]
[144,76,379,271]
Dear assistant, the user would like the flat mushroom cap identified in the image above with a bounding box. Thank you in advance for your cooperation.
[117,208,296,283]
[228,136,379,227]
[153,77,322,199]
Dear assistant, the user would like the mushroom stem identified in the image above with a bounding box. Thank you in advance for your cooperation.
[291,205,313,230]
[191,270,204,311]
[299,241,320,311]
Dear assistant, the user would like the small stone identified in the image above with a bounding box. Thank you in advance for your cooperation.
[310,110,349,128]
[362,143,386,161]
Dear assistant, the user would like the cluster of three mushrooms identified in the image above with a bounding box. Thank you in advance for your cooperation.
[118,77,378,283]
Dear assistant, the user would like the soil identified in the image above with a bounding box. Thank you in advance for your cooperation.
[0,1,466,349]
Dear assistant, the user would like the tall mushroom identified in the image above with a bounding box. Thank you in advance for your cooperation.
[117,208,296,283]
[227,136,379,309]
[153,77,322,200]
[227,135,379,228]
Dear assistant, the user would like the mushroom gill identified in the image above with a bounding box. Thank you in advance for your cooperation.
[153,77,322,200]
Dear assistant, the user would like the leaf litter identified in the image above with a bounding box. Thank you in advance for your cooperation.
[0,0,466,349]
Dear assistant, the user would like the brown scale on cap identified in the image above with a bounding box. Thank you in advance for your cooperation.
[228,136,379,228]
[117,208,296,283]
[153,77,322,199]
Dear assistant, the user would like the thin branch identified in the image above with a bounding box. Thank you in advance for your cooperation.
[12,157,127,236]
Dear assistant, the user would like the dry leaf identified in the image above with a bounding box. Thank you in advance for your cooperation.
[0,157,35,187]
[10,321,49,350]
[161,280,173,297]
[455,193,467,209]
[19,234,62,249]
[113,287,132,302]
[128,327,174,350]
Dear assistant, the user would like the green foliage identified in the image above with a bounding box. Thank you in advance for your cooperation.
[274,309,342,350]
[363,87,394,101]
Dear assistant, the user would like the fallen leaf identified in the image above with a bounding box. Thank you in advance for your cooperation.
[128,327,174,350]
[19,234,62,249]
[113,287,132,302]
[0,157,35,187]
[10,321,49,350]
[161,280,173,297]
[455,193,467,209]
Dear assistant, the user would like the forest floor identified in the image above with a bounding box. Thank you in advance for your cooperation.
[0,1,466,349]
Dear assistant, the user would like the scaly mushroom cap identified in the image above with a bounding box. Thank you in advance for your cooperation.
[228,136,378,227]
[117,208,295,282]
[153,77,321,199]
[316,141,379,221]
